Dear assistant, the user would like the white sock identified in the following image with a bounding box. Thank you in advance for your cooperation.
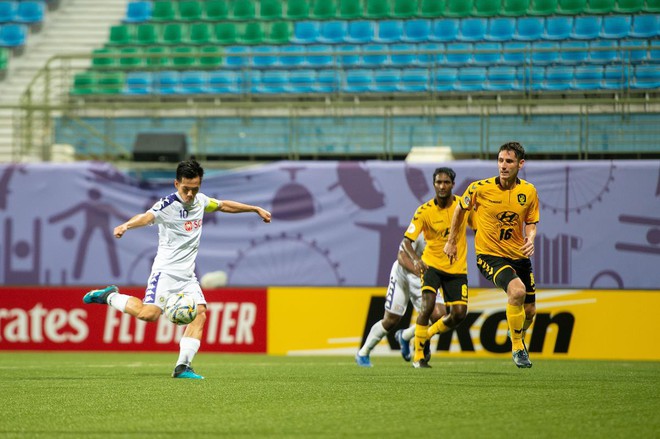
[176,337,201,367]
[402,325,415,342]
[358,321,388,356]
[107,293,129,313]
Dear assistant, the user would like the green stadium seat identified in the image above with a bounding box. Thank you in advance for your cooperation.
[161,23,185,45]
[644,0,660,12]
[178,1,203,21]
[96,71,125,94]
[614,0,643,13]
[585,0,615,13]
[339,0,363,19]
[188,22,211,45]
[528,0,558,14]
[286,0,309,19]
[365,0,391,18]
[502,0,531,16]
[474,0,502,16]
[71,72,96,95]
[420,0,446,17]
[145,45,171,69]
[214,22,238,44]
[151,1,176,21]
[260,0,283,20]
[265,21,291,44]
[118,46,144,70]
[108,24,133,46]
[198,45,222,68]
[232,0,255,20]
[205,1,229,20]
[446,0,474,17]
[558,0,586,14]
[0,47,8,79]
[312,0,337,19]
[91,48,118,70]
[393,0,419,18]
[135,23,158,45]
[239,22,264,44]
[171,46,197,68]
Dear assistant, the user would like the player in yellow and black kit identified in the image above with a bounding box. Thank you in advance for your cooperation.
[403,167,470,369]
[444,142,538,368]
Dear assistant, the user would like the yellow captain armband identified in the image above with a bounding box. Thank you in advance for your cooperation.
[205,198,220,213]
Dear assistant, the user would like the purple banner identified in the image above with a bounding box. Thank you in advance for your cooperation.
[0,160,658,289]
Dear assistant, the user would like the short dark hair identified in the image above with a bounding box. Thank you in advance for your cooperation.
[499,142,526,160]
[176,159,204,181]
[433,167,456,183]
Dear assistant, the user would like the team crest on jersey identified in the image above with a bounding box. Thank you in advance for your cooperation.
[517,194,526,205]
[463,195,471,206]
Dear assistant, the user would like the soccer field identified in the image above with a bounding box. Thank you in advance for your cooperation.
[2,352,658,438]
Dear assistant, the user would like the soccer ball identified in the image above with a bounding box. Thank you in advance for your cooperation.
[164,293,198,325]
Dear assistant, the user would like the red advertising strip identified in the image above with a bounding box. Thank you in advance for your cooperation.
[0,287,267,353]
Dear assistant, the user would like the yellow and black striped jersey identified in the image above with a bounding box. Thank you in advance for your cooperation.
[404,195,469,275]
[459,177,539,260]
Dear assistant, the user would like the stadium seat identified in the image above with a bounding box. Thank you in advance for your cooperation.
[543,65,574,90]
[486,17,516,41]
[620,40,648,63]
[135,23,158,45]
[306,44,334,68]
[287,69,317,93]
[589,39,619,64]
[144,46,171,69]
[125,71,152,94]
[205,0,229,20]
[0,23,27,48]
[629,15,658,39]
[602,64,629,89]
[119,46,144,70]
[188,22,211,45]
[345,20,374,44]
[292,21,319,44]
[286,0,310,20]
[179,1,203,21]
[458,18,487,42]
[198,45,222,68]
[179,70,206,94]
[240,22,264,45]
[108,25,133,46]
[486,66,519,90]
[445,42,473,65]
[344,69,373,92]
[600,16,631,39]
[207,70,241,94]
[429,19,459,42]
[365,0,391,19]
[224,45,250,68]
[96,71,125,94]
[473,42,502,65]
[417,42,443,65]
[373,20,404,43]
[557,0,586,14]
[632,64,660,89]
[651,40,660,62]
[614,0,644,13]
[433,67,459,91]
[257,70,288,94]
[15,1,44,26]
[528,0,558,15]
[316,69,339,92]
[362,44,389,67]
[232,0,255,20]
[0,2,16,24]
[390,43,417,66]
[279,44,306,67]
[517,66,544,90]
[317,21,346,44]
[371,69,401,92]
[91,47,117,70]
[502,41,530,64]
[446,0,474,17]
[400,68,430,92]
[402,19,431,43]
[266,21,292,45]
[163,23,186,46]
[124,1,152,23]
[251,45,278,68]
[515,17,544,41]
[456,67,486,91]
[214,22,238,45]
[0,46,8,77]
[311,0,337,20]
[71,72,96,95]
[260,0,283,20]
[560,40,589,64]
[420,0,445,17]
[171,46,197,69]
[393,0,419,18]
[586,0,616,13]
[474,0,502,16]
[502,0,531,16]
[339,0,363,19]
[245,71,262,94]
[531,41,559,65]
[543,16,573,40]
[572,65,603,90]
[151,1,175,21]
[335,44,361,67]
[571,16,602,40]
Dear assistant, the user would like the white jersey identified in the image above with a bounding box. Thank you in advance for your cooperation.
[149,191,211,275]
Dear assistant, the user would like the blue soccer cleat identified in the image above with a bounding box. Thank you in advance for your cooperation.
[172,364,204,379]
[395,329,411,362]
[83,285,118,304]
[512,349,533,368]
[355,352,373,368]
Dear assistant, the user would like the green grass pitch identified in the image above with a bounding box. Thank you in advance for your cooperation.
[1,352,658,438]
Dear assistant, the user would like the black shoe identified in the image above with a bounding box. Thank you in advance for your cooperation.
[412,359,432,368]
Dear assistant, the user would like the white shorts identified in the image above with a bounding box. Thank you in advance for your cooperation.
[384,261,444,317]
[143,271,207,310]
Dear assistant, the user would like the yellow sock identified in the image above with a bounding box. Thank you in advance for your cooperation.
[427,319,449,338]
[506,304,525,351]
[413,325,428,362]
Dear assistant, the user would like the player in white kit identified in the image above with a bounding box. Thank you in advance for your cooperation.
[355,234,446,367]
[83,160,271,379]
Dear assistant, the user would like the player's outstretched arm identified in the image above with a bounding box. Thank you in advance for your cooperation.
[114,212,155,238]
[217,200,272,223]
[443,207,467,264]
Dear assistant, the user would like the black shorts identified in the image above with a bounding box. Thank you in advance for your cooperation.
[421,266,468,306]
[477,254,536,304]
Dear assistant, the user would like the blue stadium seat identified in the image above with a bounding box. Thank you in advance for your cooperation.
[0,2,16,24]
[455,67,487,91]
[600,16,631,39]
[246,71,263,94]
[288,69,317,93]
[317,69,339,93]
[429,19,459,42]
[433,67,458,91]
[620,40,648,63]
[318,21,348,44]
[335,44,361,67]
[124,1,152,23]
[543,65,574,90]
[514,17,544,41]
[560,40,589,64]
[279,45,306,67]
[154,70,180,94]
[446,42,473,65]
[651,40,660,63]
[371,68,401,92]
[206,70,242,94]
[402,19,431,43]
[292,21,320,44]
[0,23,26,48]
[224,45,250,69]
[363,44,389,67]
[589,40,619,64]
[629,15,658,39]
[373,20,404,43]
[602,65,629,90]
[257,70,288,94]
[306,44,334,68]
[417,42,443,65]
[486,66,519,91]
[458,18,487,42]
[473,42,502,65]
[251,45,278,68]
[345,20,375,43]
[517,66,544,91]
[571,16,602,40]
[502,41,530,64]
[390,43,417,66]
[486,17,515,41]
[399,68,430,92]
[179,71,206,94]
[344,69,373,92]
[15,1,44,25]
[632,64,660,89]
[573,65,603,90]
[543,16,573,40]
[125,71,152,94]
[531,41,559,65]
